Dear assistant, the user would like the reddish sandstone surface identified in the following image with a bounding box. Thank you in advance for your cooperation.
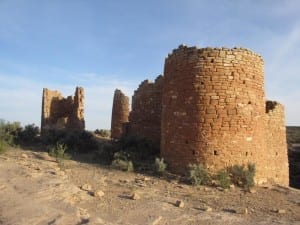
[41,87,85,132]
[111,89,130,139]
[112,45,289,186]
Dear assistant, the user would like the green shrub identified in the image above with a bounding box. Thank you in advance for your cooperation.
[0,119,23,149]
[245,163,256,189]
[188,164,210,185]
[154,157,167,175]
[96,135,159,171]
[3,121,22,142]
[229,163,256,190]
[111,151,134,172]
[95,142,119,165]
[41,129,65,145]
[0,120,41,148]
[229,164,244,185]
[42,129,99,153]
[216,170,231,189]
[111,159,134,172]
[18,124,39,143]
[49,142,71,163]
[119,135,159,160]
[0,139,7,154]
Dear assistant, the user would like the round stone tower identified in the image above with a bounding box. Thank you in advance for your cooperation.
[161,45,271,183]
[111,89,130,139]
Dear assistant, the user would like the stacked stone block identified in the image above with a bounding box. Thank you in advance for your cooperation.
[265,101,289,185]
[127,75,163,147]
[41,87,85,133]
[161,45,288,186]
[110,44,289,186]
[111,89,130,139]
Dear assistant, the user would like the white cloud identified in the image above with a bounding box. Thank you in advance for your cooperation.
[0,73,136,130]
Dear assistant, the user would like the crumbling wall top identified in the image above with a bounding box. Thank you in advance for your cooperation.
[166,44,263,61]
[41,87,85,132]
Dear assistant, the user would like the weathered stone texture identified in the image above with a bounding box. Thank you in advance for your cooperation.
[160,45,288,186]
[126,75,163,147]
[111,45,288,186]
[111,89,130,139]
[265,101,289,185]
[41,87,85,133]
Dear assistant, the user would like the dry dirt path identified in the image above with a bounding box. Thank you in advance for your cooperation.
[0,148,300,225]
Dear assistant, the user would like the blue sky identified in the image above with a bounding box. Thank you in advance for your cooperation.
[0,0,299,130]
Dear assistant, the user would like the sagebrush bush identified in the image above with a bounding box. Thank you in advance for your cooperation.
[154,157,167,175]
[0,119,25,150]
[111,159,134,172]
[95,143,119,165]
[119,135,159,160]
[229,163,256,189]
[216,170,231,189]
[111,151,134,172]
[188,164,211,185]
[18,124,39,143]
[245,163,256,189]
[48,142,71,163]
[42,129,98,153]
[0,139,7,154]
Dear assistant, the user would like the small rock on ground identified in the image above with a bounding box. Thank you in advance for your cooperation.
[21,154,28,159]
[175,200,184,208]
[235,208,248,214]
[0,156,9,161]
[81,184,92,191]
[249,188,257,193]
[130,193,140,200]
[93,190,105,198]
[203,206,213,212]
[271,209,286,214]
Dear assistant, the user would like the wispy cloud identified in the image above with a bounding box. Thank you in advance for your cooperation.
[0,71,136,130]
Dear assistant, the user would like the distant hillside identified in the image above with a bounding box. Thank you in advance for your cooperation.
[286,126,300,146]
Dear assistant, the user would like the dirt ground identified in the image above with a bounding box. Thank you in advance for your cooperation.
[0,148,300,225]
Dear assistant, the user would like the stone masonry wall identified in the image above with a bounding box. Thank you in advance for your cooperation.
[127,75,163,147]
[265,101,289,185]
[41,87,85,133]
[111,89,130,139]
[161,45,288,185]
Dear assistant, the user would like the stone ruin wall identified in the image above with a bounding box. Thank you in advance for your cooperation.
[41,87,85,133]
[161,45,288,186]
[265,101,289,185]
[126,75,163,147]
[110,45,289,186]
[111,89,130,139]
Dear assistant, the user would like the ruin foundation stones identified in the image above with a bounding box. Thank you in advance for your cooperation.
[111,45,289,186]
[41,87,85,133]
